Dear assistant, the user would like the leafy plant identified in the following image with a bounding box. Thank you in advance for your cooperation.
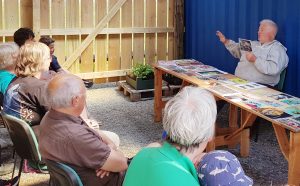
[131,63,154,79]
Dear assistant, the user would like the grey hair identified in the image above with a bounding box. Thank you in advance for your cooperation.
[163,86,216,147]
[260,19,278,36]
[47,74,85,109]
[0,42,19,69]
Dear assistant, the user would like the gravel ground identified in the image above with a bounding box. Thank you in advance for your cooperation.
[0,83,288,185]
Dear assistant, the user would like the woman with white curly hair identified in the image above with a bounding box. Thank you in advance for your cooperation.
[123,86,217,186]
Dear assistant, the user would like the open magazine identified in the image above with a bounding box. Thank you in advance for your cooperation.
[239,38,252,52]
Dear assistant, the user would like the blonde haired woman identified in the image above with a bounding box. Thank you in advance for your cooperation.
[3,42,52,126]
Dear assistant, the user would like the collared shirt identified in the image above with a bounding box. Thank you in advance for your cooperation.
[39,109,124,186]
[225,39,289,86]
[3,76,49,126]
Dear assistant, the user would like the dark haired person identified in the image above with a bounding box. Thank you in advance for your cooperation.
[39,35,93,88]
[13,27,35,47]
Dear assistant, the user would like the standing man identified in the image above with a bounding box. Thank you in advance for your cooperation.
[39,74,127,186]
[216,19,288,87]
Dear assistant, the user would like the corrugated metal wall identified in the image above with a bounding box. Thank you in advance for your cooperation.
[185,0,300,97]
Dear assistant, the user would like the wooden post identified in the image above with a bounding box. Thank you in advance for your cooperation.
[288,132,300,185]
[154,67,163,122]
[32,0,41,40]
[174,0,184,59]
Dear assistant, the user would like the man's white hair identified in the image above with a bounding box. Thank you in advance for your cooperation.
[260,19,278,36]
[47,74,85,109]
[0,42,19,69]
[163,86,216,147]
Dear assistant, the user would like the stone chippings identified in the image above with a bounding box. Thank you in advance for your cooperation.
[0,83,288,185]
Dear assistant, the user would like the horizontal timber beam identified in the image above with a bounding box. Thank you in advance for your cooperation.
[75,69,131,79]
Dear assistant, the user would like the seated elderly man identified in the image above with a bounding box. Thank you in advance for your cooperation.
[216,19,288,87]
[124,87,216,185]
[39,74,127,186]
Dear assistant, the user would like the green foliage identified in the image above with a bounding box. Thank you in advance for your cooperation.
[132,63,153,79]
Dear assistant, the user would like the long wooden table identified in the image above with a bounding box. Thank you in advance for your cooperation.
[153,63,300,185]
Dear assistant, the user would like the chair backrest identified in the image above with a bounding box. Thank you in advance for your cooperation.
[45,159,83,186]
[0,113,41,163]
[276,68,287,91]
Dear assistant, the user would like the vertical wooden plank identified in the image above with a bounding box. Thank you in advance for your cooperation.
[40,0,49,29]
[174,0,184,59]
[80,0,94,73]
[168,32,174,60]
[80,35,94,73]
[0,1,2,29]
[66,0,80,73]
[133,0,144,65]
[52,0,65,29]
[32,0,40,39]
[66,35,80,73]
[145,0,156,64]
[20,0,33,28]
[4,0,18,29]
[95,34,107,83]
[157,0,167,61]
[121,0,132,70]
[95,0,107,77]
[108,0,120,82]
[168,0,174,60]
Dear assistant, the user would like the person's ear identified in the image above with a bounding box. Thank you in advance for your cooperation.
[71,96,79,107]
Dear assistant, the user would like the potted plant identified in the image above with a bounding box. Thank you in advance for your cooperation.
[126,63,154,90]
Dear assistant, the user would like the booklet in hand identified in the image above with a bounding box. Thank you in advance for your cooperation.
[239,38,252,52]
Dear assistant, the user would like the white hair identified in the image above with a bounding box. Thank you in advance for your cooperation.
[163,86,216,147]
[47,74,85,109]
[260,19,278,36]
[0,42,19,69]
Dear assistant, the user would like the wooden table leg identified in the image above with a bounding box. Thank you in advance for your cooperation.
[288,132,300,185]
[154,68,163,122]
[227,104,238,148]
[272,124,289,160]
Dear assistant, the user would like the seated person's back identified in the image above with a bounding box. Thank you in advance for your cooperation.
[39,74,128,186]
[3,42,51,126]
[124,87,217,186]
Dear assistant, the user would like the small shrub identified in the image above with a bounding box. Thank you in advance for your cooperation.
[131,63,154,79]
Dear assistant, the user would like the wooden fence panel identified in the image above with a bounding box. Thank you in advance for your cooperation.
[21,0,33,28]
[80,1,94,73]
[120,0,132,70]
[133,0,144,65]
[157,0,167,61]
[145,0,156,64]
[65,0,80,73]
[108,0,121,82]
[40,0,49,29]
[0,0,178,81]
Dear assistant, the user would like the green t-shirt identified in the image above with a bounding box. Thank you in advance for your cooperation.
[0,70,15,95]
[123,142,200,186]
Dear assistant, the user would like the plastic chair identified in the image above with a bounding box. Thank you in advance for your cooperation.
[45,159,83,186]
[0,113,45,183]
[275,68,287,91]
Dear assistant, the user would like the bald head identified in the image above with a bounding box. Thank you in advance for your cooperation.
[47,74,86,111]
